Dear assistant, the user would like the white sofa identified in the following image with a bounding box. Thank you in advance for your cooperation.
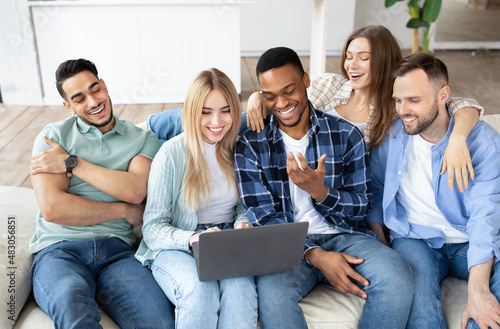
[3,114,500,329]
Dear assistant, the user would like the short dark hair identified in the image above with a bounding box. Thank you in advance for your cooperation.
[393,53,449,91]
[56,59,99,100]
[256,47,305,80]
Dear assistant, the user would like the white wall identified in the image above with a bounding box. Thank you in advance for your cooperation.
[354,0,412,50]
[31,3,242,105]
[240,0,413,55]
[240,0,357,55]
[0,0,43,105]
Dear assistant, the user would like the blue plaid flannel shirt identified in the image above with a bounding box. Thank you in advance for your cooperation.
[235,102,376,253]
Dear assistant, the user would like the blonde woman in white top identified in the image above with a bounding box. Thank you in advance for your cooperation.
[135,68,257,329]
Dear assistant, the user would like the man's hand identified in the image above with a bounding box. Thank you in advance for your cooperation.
[306,248,368,299]
[461,258,500,329]
[287,152,328,201]
[235,222,252,229]
[441,134,475,192]
[246,91,266,133]
[31,137,69,175]
[368,222,390,247]
[124,203,146,226]
[461,290,500,329]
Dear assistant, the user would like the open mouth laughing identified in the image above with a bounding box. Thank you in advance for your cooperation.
[88,103,105,116]
[350,73,365,80]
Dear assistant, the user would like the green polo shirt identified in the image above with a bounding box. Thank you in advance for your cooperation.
[29,115,160,254]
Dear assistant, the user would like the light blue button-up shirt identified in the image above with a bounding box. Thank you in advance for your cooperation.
[368,110,500,270]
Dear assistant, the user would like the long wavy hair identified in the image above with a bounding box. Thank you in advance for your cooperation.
[340,25,403,148]
[181,68,241,211]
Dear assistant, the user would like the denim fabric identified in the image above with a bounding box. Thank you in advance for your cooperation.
[393,238,500,329]
[31,237,174,329]
[256,233,414,329]
[147,108,249,145]
[151,223,257,329]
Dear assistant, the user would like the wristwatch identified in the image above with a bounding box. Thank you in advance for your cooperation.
[64,155,78,178]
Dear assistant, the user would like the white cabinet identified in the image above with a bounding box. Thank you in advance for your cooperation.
[29,1,247,105]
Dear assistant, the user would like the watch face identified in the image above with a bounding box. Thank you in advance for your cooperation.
[65,155,77,168]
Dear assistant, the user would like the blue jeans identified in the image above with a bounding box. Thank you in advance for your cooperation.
[31,237,174,329]
[392,238,500,329]
[147,108,249,145]
[256,233,415,329]
[151,223,258,329]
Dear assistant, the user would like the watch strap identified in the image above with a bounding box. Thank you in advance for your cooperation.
[65,155,78,178]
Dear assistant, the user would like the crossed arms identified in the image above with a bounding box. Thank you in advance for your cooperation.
[31,137,152,226]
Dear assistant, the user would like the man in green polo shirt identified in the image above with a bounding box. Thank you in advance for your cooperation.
[29,59,174,328]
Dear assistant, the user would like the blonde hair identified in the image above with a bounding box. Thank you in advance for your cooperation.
[182,68,242,211]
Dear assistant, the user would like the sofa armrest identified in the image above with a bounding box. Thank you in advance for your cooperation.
[0,186,38,329]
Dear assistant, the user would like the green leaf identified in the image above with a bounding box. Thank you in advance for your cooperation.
[422,0,442,23]
[409,0,421,6]
[385,0,402,7]
[406,18,430,28]
[409,5,420,18]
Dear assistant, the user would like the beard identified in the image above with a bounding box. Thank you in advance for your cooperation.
[401,98,439,136]
[275,104,307,128]
[78,98,114,128]
[273,89,310,128]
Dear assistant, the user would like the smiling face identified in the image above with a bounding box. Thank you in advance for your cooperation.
[200,89,233,144]
[62,70,114,133]
[344,37,372,92]
[258,64,311,138]
[393,69,450,142]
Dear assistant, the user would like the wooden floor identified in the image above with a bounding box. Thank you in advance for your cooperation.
[1,50,499,188]
[435,0,500,42]
[437,0,500,42]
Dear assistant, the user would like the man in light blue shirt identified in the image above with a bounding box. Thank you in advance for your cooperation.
[368,53,500,329]
[29,59,174,328]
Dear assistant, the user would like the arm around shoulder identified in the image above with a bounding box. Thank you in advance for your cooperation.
[442,98,482,192]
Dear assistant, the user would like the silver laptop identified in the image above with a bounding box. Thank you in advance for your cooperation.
[192,222,309,282]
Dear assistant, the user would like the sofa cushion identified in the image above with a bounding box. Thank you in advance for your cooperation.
[483,114,500,132]
[0,187,39,329]
[298,276,467,329]
[13,299,120,329]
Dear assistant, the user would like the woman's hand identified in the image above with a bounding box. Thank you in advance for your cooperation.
[246,91,266,133]
[188,233,200,248]
[188,226,221,248]
[235,222,252,229]
[441,134,475,192]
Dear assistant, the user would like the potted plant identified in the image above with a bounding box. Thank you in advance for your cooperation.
[385,0,442,53]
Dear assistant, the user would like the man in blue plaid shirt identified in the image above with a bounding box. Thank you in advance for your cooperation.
[234,47,414,329]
